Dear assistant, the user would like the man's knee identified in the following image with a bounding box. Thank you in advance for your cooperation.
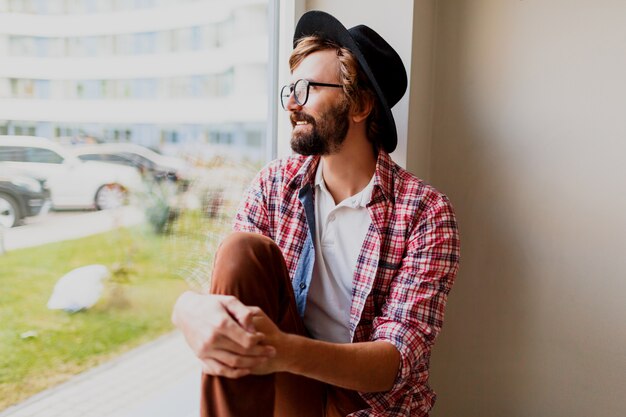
[211,232,287,311]
[213,232,283,286]
[218,231,276,257]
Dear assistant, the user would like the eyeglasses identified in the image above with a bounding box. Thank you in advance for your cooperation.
[280,79,343,110]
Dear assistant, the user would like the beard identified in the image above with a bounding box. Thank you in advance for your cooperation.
[289,99,350,156]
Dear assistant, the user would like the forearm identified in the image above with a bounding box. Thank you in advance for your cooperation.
[282,335,400,393]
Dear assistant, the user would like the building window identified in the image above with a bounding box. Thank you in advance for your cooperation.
[246,131,263,148]
[134,32,157,54]
[35,80,51,98]
[217,18,235,47]
[217,70,234,96]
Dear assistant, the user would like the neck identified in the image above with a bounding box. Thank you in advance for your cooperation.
[321,131,377,204]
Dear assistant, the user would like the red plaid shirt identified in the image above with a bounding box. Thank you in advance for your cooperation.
[233,151,460,416]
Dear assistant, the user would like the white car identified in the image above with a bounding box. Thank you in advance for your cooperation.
[0,136,144,210]
[70,143,194,187]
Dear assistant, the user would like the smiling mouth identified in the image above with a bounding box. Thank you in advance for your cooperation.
[291,112,313,127]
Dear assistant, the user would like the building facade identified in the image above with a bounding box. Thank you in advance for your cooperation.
[0,0,268,161]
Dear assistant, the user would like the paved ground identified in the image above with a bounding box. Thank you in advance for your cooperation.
[0,207,202,417]
[1,206,145,251]
[0,332,201,417]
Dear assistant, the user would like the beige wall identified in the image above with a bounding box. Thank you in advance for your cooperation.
[282,1,626,415]
[429,1,626,416]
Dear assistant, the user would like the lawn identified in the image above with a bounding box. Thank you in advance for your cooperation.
[0,222,209,411]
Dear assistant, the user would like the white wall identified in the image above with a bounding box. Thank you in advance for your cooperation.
[429,1,626,416]
[278,0,416,166]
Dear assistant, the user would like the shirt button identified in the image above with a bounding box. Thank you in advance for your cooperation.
[328,215,335,222]
[299,282,306,290]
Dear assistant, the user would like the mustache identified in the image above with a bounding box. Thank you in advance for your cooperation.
[290,112,316,126]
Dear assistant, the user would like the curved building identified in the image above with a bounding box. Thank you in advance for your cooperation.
[0,0,269,161]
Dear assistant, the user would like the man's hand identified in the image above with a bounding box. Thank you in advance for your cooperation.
[249,307,402,392]
[172,291,276,378]
[247,308,293,375]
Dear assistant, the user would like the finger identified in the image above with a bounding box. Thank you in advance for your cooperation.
[199,333,276,358]
[221,296,260,333]
[250,311,280,338]
[213,312,265,350]
[201,358,251,379]
[247,306,264,316]
[210,349,270,369]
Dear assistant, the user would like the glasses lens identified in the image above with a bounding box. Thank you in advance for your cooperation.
[294,80,309,106]
[280,84,292,110]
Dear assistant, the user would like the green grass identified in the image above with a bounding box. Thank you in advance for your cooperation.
[0,224,199,410]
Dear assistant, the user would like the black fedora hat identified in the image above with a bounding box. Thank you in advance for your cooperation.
[293,10,407,153]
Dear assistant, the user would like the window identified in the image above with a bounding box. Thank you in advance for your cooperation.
[76,153,103,161]
[107,154,138,166]
[0,1,276,412]
[0,146,26,162]
[133,32,157,54]
[118,152,155,170]
[216,18,235,47]
[24,147,64,163]
[14,125,36,135]
[34,37,48,57]
[246,131,263,147]
[83,36,99,56]
[201,24,218,49]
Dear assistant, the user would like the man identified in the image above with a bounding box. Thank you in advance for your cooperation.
[173,10,460,417]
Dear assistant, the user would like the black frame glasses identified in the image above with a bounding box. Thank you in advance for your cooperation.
[280,79,343,110]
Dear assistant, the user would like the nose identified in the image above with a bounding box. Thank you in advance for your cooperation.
[284,91,302,112]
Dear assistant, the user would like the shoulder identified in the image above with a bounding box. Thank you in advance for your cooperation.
[256,154,310,182]
[257,155,311,185]
[389,161,455,219]
[387,164,459,258]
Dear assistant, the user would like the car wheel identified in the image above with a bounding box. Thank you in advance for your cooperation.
[95,184,127,210]
[0,193,21,228]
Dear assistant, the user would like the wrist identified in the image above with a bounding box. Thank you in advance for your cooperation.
[281,333,306,374]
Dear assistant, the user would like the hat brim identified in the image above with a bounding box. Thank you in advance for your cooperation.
[293,11,398,153]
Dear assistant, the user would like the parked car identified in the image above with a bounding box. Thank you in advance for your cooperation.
[0,136,144,210]
[70,143,193,189]
[0,169,51,228]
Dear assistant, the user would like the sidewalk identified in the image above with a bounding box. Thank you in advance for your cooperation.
[1,206,144,251]
[0,332,201,417]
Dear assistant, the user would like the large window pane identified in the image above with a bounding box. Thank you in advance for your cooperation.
[0,0,273,412]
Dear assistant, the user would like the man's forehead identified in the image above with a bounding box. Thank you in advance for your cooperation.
[290,50,341,81]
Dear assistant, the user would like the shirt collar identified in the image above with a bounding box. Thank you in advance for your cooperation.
[291,150,396,205]
[314,157,325,188]
[286,154,319,196]
[300,155,320,191]
[371,150,395,204]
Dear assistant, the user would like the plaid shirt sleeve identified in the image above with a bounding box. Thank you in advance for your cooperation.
[362,193,460,412]
[232,162,276,237]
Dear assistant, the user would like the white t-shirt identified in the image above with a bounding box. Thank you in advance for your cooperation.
[302,160,374,343]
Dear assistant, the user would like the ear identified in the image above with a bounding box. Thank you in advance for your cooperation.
[351,97,373,124]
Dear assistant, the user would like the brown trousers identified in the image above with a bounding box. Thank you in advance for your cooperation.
[201,232,368,417]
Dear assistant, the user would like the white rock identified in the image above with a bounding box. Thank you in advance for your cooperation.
[47,264,110,313]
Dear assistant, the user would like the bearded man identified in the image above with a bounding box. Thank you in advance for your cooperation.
[172,10,460,417]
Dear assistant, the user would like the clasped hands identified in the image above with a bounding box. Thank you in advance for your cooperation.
[172,292,290,378]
